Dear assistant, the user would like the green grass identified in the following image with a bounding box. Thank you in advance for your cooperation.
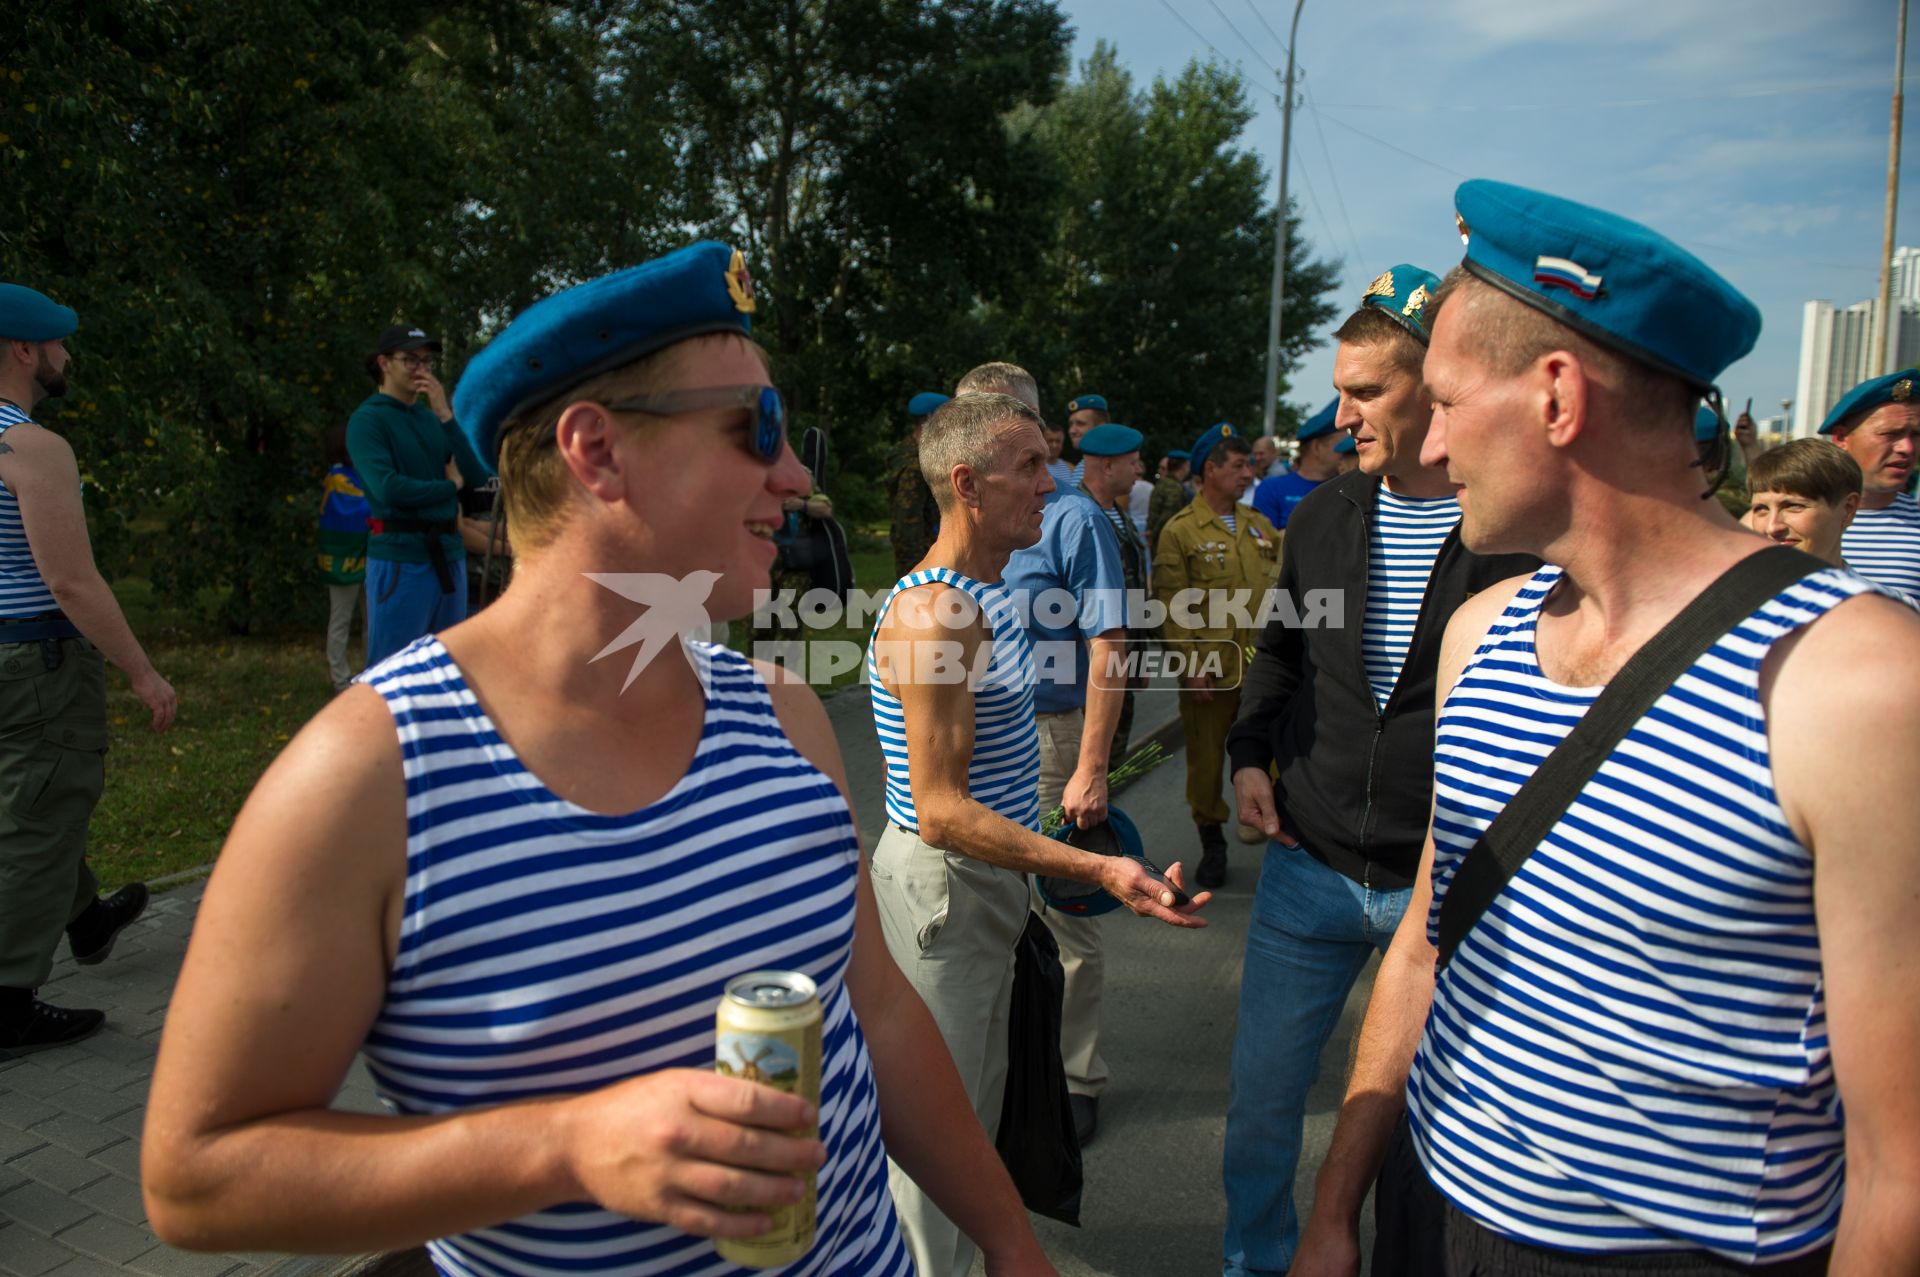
[89,527,903,888]
[93,621,340,891]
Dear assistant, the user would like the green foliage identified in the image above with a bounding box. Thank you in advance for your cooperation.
[4,5,1339,626]
[1001,44,1341,462]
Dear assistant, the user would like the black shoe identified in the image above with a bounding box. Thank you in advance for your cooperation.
[1069,1094,1098,1147]
[68,883,150,967]
[0,998,105,1053]
[1196,823,1228,889]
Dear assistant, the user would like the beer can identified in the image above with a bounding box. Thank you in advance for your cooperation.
[713,970,823,1269]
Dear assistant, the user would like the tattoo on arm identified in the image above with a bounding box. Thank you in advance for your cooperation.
[0,443,14,455]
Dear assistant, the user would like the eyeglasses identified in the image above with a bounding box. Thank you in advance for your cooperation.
[388,353,435,371]
[605,385,787,463]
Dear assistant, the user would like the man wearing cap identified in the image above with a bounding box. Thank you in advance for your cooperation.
[1291,184,1920,1276]
[1063,393,1109,489]
[1219,264,1534,1277]
[0,284,172,1052]
[1331,434,1359,475]
[1153,424,1280,888]
[1251,402,1338,530]
[1821,368,1920,602]
[870,392,1208,1276]
[144,245,1076,1277]
[347,323,490,668]
[1148,449,1192,550]
[888,391,947,576]
[1003,421,1141,1148]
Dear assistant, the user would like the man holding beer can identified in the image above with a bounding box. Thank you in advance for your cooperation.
[140,245,1059,1276]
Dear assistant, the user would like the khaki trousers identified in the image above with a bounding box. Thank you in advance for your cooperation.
[870,822,1029,1277]
[1030,708,1108,1101]
[0,640,106,989]
[1179,686,1241,826]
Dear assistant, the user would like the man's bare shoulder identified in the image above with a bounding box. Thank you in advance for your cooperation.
[0,418,75,475]
[1765,589,1920,719]
[1439,572,1534,655]
[876,578,983,640]
[228,684,407,874]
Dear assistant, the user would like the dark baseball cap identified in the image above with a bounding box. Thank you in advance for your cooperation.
[376,323,442,354]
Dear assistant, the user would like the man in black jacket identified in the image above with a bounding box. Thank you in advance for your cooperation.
[1216,265,1535,1277]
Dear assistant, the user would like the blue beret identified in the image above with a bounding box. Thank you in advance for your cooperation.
[452,241,757,471]
[1334,435,1357,455]
[1190,421,1238,473]
[908,391,949,417]
[1358,264,1442,344]
[0,284,78,342]
[1066,393,1108,414]
[1819,368,1919,435]
[1165,449,1190,462]
[1036,806,1144,918]
[1079,424,1143,456]
[1454,180,1760,392]
[1297,398,1339,443]
[1693,404,1723,443]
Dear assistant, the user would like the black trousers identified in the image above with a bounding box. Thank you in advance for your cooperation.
[1371,1113,1831,1277]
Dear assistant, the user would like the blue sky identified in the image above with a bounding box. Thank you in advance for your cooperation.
[1057,0,1915,429]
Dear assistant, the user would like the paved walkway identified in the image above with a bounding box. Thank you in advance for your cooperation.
[0,881,385,1277]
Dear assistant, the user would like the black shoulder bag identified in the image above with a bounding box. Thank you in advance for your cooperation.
[1434,546,1824,969]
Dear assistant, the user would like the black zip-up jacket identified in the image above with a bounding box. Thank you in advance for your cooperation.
[1226,470,1537,889]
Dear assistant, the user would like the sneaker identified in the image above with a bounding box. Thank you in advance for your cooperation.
[68,883,150,967]
[0,998,105,1053]
[1196,823,1228,889]
[1235,823,1264,844]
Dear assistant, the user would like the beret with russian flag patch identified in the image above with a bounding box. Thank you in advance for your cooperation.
[1452,180,1760,393]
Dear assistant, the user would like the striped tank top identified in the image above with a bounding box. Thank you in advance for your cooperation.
[0,404,59,618]
[1361,488,1460,707]
[359,638,910,1277]
[1839,490,1920,603]
[867,568,1040,834]
[1410,563,1876,1264]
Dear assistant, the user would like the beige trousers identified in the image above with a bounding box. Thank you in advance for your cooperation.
[870,821,1029,1277]
[1030,708,1109,1101]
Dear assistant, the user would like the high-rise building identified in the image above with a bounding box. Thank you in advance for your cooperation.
[1793,259,1920,437]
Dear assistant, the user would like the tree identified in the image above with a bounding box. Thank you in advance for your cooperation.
[1002,44,1340,460]
[642,0,1071,519]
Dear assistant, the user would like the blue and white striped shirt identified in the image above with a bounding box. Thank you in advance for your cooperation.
[1362,489,1459,708]
[867,568,1040,834]
[0,404,59,619]
[1411,563,1875,1264]
[359,638,910,1277]
[1839,491,1920,602]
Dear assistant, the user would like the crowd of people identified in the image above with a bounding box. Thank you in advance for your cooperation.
[0,170,1915,1277]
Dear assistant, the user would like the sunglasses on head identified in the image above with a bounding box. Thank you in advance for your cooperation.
[605,384,787,463]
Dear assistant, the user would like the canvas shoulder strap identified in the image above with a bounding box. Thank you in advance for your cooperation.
[1433,546,1824,969]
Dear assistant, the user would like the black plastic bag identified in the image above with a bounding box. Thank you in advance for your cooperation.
[994,911,1083,1226]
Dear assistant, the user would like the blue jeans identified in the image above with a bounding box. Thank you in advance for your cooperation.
[1222,841,1411,1277]
[365,558,468,671]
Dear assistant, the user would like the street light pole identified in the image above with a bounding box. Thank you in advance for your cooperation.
[1261,0,1306,438]
[1871,0,1908,377]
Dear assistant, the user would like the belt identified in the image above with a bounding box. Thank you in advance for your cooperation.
[0,613,81,643]
[368,518,458,594]
[0,612,81,672]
